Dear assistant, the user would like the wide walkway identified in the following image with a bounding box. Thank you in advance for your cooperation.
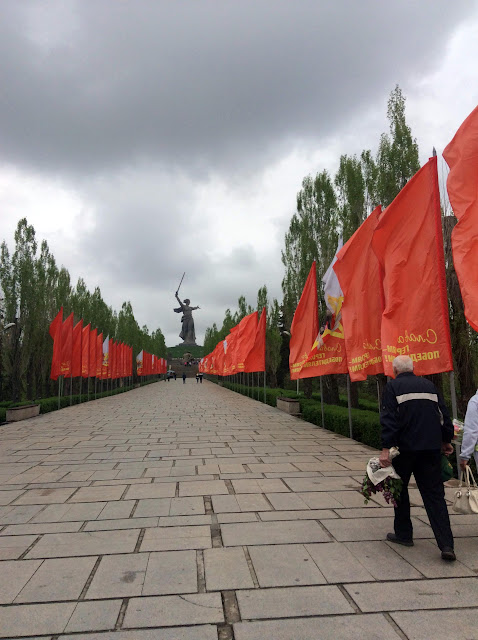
[0,380,477,640]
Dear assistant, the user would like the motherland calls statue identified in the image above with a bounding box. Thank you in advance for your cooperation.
[174,291,200,346]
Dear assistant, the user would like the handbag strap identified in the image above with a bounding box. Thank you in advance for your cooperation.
[460,465,478,489]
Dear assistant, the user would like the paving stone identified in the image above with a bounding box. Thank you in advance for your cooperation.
[26,530,140,558]
[0,601,76,637]
[296,492,344,509]
[284,478,360,492]
[0,504,45,524]
[0,522,82,535]
[64,599,122,633]
[0,559,42,603]
[87,553,149,598]
[0,489,25,505]
[59,626,218,639]
[234,613,403,640]
[236,493,272,511]
[141,524,212,551]
[391,609,478,640]
[84,517,159,531]
[322,516,433,542]
[69,485,126,502]
[211,494,241,513]
[248,544,326,587]
[158,515,212,526]
[258,509,337,521]
[345,577,478,611]
[237,585,353,619]
[384,539,475,578]
[133,498,172,517]
[125,483,176,499]
[97,500,135,519]
[142,550,198,595]
[265,492,310,510]
[13,488,77,505]
[0,534,38,559]
[232,479,289,493]
[221,521,329,546]
[122,593,224,627]
[31,502,106,523]
[178,480,229,496]
[305,542,374,583]
[169,496,205,515]
[344,541,422,580]
[204,547,254,590]
[15,556,97,602]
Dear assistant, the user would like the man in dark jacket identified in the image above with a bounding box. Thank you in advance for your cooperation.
[379,355,455,561]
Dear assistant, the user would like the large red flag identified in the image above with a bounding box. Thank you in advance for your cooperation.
[243,307,266,373]
[111,341,117,379]
[96,332,103,378]
[371,157,453,376]
[49,308,63,380]
[71,320,83,378]
[89,328,97,377]
[81,323,90,378]
[60,313,74,376]
[333,207,384,381]
[234,311,259,372]
[289,262,319,380]
[443,105,478,333]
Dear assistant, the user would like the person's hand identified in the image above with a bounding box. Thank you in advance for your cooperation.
[441,442,454,456]
[460,459,468,472]
[379,448,392,468]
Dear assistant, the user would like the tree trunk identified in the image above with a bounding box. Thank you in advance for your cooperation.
[322,375,340,405]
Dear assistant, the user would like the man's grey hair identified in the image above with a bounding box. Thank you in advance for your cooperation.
[392,355,414,374]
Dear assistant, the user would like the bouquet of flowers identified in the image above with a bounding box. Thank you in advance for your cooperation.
[361,447,403,507]
[453,419,464,443]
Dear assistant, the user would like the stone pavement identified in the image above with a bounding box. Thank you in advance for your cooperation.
[0,380,477,640]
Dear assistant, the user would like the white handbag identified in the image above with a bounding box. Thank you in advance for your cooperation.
[452,466,478,514]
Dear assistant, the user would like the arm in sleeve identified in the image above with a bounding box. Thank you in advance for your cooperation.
[437,391,454,443]
[380,383,400,448]
[460,395,478,461]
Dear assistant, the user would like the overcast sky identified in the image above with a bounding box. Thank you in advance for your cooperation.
[1,1,478,346]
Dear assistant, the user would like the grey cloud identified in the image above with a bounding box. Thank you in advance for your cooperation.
[0,1,473,179]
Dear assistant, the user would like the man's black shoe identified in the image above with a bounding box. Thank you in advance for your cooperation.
[386,532,414,547]
[441,547,456,562]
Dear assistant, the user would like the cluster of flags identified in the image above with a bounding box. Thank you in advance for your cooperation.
[199,308,266,375]
[136,350,167,376]
[49,307,140,381]
[290,104,478,382]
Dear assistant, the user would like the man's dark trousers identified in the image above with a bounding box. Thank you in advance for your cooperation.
[392,450,453,550]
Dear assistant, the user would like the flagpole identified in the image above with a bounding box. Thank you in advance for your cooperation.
[87,376,90,402]
[346,375,353,439]
[79,376,82,403]
[449,370,460,473]
[263,370,266,404]
[70,373,73,406]
[319,376,325,429]
[58,376,61,409]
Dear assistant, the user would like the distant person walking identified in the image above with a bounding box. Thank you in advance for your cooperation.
[379,355,455,561]
[196,373,200,384]
[198,372,203,384]
[182,372,186,384]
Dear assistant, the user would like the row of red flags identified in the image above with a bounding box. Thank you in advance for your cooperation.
[136,350,167,377]
[290,104,478,381]
[199,307,266,375]
[49,307,166,380]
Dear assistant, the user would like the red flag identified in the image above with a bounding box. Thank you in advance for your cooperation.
[71,320,83,378]
[333,207,384,381]
[110,341,117,379]
[81,323,90,378]
[96,332,103,378]
[443,105,478,333]
[289,262,319,380]
[49,307,63,380]
[243,307,266,373]
[89,328,97,377]
[136,349,144,376]
[234,312,259,372]
[60,313,74,376]
[371,157,453,376]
